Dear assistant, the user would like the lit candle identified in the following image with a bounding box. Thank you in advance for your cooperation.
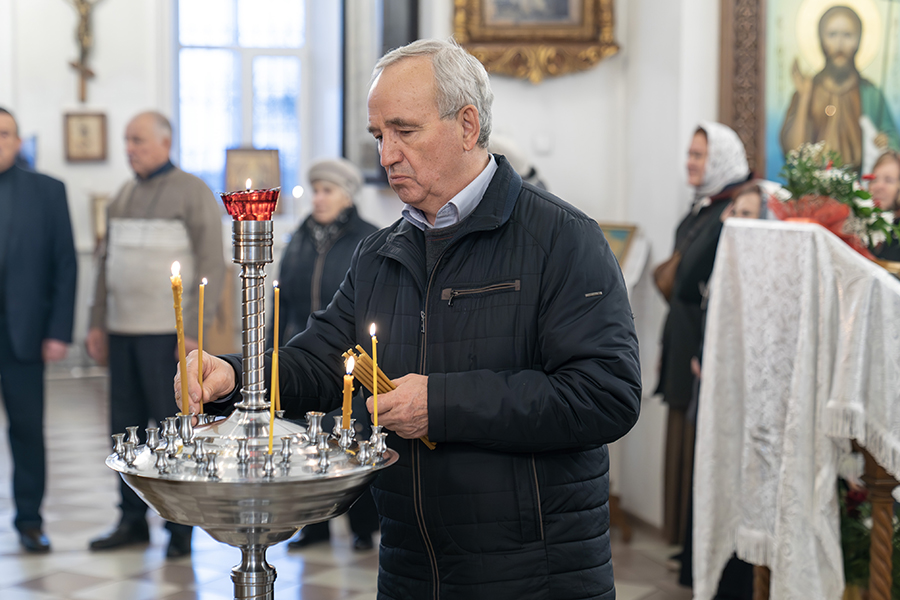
[170,262,190,416]
[370,323,378,427]
[342,356,355,429]
[272,281,280,412]
[197,277,207,414]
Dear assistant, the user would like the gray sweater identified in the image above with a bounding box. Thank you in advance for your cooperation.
[89,165,225,338]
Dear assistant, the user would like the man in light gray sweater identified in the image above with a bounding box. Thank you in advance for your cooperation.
[86,111,225,558]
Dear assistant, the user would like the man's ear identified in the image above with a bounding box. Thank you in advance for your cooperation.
[458,105,481,151]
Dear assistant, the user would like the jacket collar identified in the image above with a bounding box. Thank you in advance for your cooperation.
[377,154,522,290]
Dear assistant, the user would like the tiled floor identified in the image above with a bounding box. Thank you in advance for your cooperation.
[0,370,692,599]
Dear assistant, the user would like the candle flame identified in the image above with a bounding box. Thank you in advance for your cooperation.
[273,280,279,289]
[245,178,252,190]
[171,261,181,277]
[370,323,376,337]
[201,277,208,286]
[346,355,355,375]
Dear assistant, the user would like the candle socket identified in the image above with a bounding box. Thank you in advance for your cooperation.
[194,437,208,464]
[126,426,140,446]
[154,448,169,474]
[316,432,329,455]
[237,438,250,464]
[280,436,293,463]
[146,427,161,452]
[123,442,137,468]
[370,425,386,455]
[316,433,330,473]
[357,440,372,465]
[162,417,177,438]
[165,434,179,458]
[275,410,285,420]
[178,414,194,445]
[206,452,219,478]
[263,452,275,478]
[112,433,126,459]
[306,411,324,444]
[332,415,343,438]
[339,428,354,450]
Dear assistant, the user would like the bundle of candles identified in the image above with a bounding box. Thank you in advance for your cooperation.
[343,345,436,450]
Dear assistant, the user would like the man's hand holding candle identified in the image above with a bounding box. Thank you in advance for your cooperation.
[366,374,428,439]
[174,350,236,415]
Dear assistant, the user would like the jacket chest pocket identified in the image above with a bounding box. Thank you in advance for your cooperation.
[440,279,521,307]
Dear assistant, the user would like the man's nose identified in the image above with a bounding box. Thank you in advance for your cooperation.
[379,137,401,167]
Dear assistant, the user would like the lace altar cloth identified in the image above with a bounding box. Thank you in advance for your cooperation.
[693,219,900,600]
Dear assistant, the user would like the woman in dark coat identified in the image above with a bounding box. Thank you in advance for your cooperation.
[656,122,751,548]
[279,158,379,551]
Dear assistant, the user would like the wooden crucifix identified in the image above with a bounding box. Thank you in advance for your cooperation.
[67,0,105,103]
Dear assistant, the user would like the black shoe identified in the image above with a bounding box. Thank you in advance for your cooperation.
[287,530,330,550]
[89,520,150,551]
[353,533,374,552]
[166,530,192,559]
[19,528,51,553]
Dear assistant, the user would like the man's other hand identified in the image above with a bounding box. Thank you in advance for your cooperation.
[42,339,68,363]
[174,350,236,414]
[367,374,429,439]
[85,327,108,365]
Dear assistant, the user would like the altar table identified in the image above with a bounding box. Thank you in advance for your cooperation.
[693,220,900,600]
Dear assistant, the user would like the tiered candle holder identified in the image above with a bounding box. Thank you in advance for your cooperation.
[105,186,397,600]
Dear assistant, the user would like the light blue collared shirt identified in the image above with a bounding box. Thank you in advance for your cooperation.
[401,155,498,230]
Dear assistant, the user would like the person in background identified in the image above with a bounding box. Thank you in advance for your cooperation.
[656,122,752,553]
[0,107,77,553]
[869,150,900,261]
[85,111,225,559]
[177,38,641,599]
[676,180,767,600]
[278,158,380,551]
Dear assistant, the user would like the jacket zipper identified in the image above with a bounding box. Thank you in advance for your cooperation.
[531,455,545,540]
[415,249,451,600]
[441,279,521,306]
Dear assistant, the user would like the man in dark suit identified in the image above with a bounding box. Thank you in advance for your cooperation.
[0,107,77,553]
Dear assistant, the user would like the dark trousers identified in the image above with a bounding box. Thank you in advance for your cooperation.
[0,316,45,531]
[108,334,190,538]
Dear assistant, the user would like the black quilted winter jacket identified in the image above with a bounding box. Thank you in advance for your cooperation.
[217,155,642,599]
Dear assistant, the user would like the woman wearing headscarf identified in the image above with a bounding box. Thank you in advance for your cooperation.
[656,123,751,551]
[277,158,380,551]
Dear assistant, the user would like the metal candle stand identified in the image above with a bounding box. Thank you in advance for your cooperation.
[105,187,397,600]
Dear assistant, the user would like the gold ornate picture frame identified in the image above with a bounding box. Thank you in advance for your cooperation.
[454,0,619,84]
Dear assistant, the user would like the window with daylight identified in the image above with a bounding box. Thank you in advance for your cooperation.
[176,0,341,209]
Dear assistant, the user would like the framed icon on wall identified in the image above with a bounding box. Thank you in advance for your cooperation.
[64,112,107,162]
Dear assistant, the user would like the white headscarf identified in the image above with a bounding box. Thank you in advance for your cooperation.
[694,122,750,202]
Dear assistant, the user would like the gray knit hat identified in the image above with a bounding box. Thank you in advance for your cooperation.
[308,158,363,199]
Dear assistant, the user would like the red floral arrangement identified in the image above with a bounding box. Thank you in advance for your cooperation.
[769,143,900,258]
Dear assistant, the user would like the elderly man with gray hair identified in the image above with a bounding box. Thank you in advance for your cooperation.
[180,39,640,598]
[87,111,225,558]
